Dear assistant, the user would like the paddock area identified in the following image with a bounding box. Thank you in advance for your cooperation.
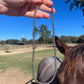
[0,44,76,84]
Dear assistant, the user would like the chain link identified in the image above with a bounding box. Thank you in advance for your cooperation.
[32,4,57,84]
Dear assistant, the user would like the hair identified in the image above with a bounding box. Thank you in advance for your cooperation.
[61,44,84,73]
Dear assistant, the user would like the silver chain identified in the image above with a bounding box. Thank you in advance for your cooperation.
[32,3,57,84]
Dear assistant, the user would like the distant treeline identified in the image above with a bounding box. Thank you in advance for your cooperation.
[1,24,83,45]
[59,35,84,43]
[0,35,84,44]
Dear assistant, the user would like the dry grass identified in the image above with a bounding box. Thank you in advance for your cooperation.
[0,44,53,55]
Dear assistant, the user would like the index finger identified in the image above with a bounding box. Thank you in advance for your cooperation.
[25,0,53,6]
[25,0,43,3]
[43,0,53,6]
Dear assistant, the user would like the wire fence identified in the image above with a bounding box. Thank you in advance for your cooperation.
[0,44,53,51]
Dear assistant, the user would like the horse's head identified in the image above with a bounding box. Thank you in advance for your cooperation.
[55,36,84,84]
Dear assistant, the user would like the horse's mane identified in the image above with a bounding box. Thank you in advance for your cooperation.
[69,44,84,61]
[61,44,84,73]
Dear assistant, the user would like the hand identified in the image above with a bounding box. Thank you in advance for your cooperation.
[0,0,56,19]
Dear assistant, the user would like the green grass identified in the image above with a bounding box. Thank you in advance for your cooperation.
[0,49,64,76]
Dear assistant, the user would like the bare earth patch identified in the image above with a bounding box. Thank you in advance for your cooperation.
[0,68,32,84]
[0,46,53,56]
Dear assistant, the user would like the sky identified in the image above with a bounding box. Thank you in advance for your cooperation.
[0,0,84,40]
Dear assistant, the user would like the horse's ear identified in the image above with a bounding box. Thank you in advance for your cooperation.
[55,36,69,55]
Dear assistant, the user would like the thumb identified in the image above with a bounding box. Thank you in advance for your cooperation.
[25,0,43,3]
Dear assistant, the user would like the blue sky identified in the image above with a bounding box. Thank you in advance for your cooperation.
[0,0,84,40]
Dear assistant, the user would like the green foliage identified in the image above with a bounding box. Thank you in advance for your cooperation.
[21,38,27,42]
[44,37,53,44]
[39,24,51,38]
[60,35,79,43]
[65,0,84,15]
[38,37,44,44]
[26,39,33,44]
[71,36,79,43]
[77,35,84,43]
[35,24,51,44]
[60,36,72,43]
[34,27,39,37]
[0,40,5,44]
[0,35,84,44]
[5,39,19,44]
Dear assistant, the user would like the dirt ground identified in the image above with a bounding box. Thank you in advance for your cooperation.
[0,68,32,84]
[0,46,53,84]
[0,45,53,55]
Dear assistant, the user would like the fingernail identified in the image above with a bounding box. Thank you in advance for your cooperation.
[42,14,44,18]
[49,15,50,18]
[51,2,53,5]
[40,0,44,1]
[55,10,56,13]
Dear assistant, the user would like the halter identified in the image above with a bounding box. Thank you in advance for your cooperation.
[32,4,57,84]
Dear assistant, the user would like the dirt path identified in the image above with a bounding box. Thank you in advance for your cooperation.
[0,46,53,56]
[0,68,33,84]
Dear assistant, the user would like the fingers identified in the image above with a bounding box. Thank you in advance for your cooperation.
[24,0,55,19]
[24,9,43,18]
[37,11,50,19]
[24,9,50,19]
[24,2,56,19]
[25,0,43,3]
[34,4,56,13]
[43,0,53,6]
[25,0,53,6]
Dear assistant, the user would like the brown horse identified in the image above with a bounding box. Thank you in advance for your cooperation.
[55,36,84,84]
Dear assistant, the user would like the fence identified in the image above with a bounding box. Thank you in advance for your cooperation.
[0,44,53,51]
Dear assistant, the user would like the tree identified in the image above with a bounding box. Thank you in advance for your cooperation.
[34,27,39,37]
[60,36,66,43]
[5,39,19,44]
[45,37,53,44]
[0,40,5,44]
[60,36,79,43]
[26,39,33,44]
[60,36,72,43]
[71,36,79,43]
[39,24,51,44]
[21,38,27,42]
[33,24,52,44]
[77,35,84,43]
[65,0,84,15]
